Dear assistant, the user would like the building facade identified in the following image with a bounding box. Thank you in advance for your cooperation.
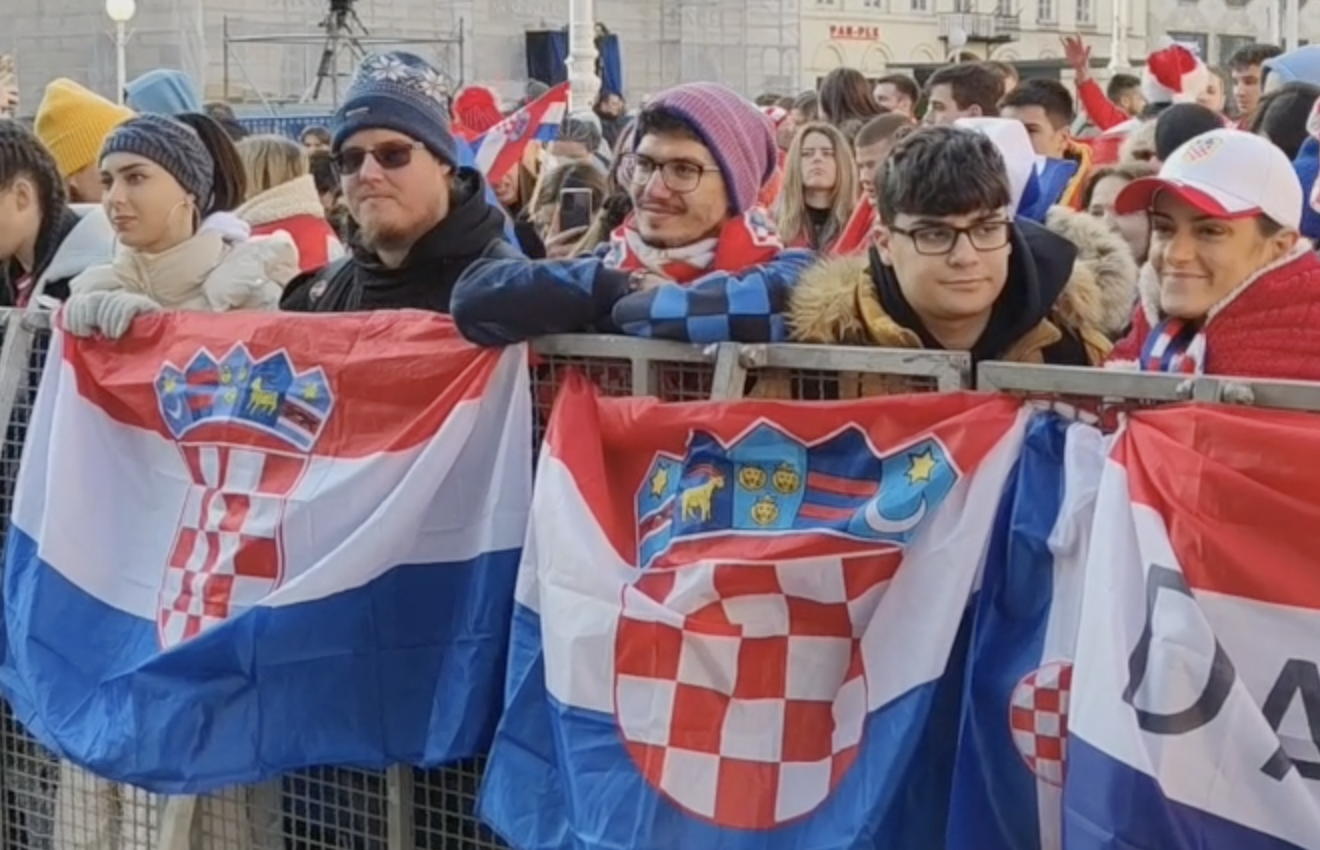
[2,0,1306,115]
[1146,0,1314,66]
[4,0,800,112]
[800,0,1149,84]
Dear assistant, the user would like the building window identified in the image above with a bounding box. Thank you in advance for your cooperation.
[954,0,973,11]
[1166,30,1209,60]
[910,0,928,11]
[1038,0,1055,22]
[1217,34,1255,63]
[1076,0,1093,24]
[863,0,884,7]
[995,0,1013,12]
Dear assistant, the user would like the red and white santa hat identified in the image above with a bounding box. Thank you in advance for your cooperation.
[1141,39,1210,106]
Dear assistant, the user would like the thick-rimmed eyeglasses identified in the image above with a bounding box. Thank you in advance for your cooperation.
[618,153,720,194]
[889,220,1013,256]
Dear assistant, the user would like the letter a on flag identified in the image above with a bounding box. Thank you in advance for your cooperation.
[1066,406,1320,850]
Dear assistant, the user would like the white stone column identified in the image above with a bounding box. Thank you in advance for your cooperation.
[1285,0,1301,51]
[1108,0,1130,71]
[566,0,601,113]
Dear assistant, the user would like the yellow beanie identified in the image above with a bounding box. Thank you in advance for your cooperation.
[34,79,134,180]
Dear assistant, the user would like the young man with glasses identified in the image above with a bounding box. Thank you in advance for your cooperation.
[282,51,515,313]
[789,125,1110,367]
[452,82,814,346]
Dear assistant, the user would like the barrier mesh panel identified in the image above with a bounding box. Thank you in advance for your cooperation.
[648,361,718,401]
[776,369,943,400]
[414,765,505,849]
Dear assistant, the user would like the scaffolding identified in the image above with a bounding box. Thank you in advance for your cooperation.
[221,16,465,113]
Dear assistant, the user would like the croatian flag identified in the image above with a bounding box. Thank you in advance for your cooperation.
[1065,406,1320,849]
[0,311,532,793]
[479,377,1027,849]
[947,413,1107,850]
[473,82,570,184]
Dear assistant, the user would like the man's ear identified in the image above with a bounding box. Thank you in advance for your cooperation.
[967,104,983,117]
[873,223,895,265]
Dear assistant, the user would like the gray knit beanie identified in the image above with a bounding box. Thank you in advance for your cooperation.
[101,114,213,209]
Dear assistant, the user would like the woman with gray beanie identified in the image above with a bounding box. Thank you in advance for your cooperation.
[63,112,298,339]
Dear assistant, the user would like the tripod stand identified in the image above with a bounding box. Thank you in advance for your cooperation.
[303,4,369,104]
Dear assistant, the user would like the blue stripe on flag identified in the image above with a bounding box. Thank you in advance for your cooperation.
[479,604,965,850]
[947,413,1071,850]
[1064,736,1304,850]
[0,525,519,793]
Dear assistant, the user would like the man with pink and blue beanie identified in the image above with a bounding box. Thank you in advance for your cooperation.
[451,81,814,345]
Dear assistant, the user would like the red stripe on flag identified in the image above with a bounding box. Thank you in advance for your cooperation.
[1123,406,1320,610]
[805,472,877,498]
[798,502,855,521]
[59,311,503,457]
[547,384,1020,570]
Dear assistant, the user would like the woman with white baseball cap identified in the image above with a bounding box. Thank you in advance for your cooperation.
[1109,128,1320,378]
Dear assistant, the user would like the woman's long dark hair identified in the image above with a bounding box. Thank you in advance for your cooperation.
[175,113,248,215]
[818,68,887,127]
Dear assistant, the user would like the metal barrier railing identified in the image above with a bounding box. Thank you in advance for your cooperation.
[978,361,1320,415]
[3,309,1320,850]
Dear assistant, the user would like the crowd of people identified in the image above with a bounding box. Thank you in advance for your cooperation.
[3,38,1320,383]
[2,34,1320,850]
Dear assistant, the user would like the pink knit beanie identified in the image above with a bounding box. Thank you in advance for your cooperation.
[638,82,777,215]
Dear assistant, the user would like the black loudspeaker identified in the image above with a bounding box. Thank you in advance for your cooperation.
[525,31,567,87]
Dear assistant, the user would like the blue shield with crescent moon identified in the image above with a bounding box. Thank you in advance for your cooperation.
[633,421,959,564]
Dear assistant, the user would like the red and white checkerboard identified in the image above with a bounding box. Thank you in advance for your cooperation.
[613,554,898,829]
[159,444,306,648]
[1008,660,1073,787]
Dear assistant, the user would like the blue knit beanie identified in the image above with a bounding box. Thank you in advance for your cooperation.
[101,114,214,209]
[333,52,458,167]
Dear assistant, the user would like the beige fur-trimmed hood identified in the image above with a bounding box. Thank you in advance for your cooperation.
[1043,205,1139,337]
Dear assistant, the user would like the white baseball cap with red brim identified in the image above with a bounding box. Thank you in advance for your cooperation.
[1114,129,1304,230]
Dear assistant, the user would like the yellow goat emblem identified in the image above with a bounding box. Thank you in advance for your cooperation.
[246,378,280,416]
[681,473,725,523]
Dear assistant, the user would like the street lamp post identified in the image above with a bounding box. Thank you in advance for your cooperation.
[104,0,136,105]
[566,0,600,113]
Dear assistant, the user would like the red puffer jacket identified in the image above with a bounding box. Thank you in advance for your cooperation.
[1111,245,1320,380]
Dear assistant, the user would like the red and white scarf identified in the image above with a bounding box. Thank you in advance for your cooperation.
[603,208,785,283]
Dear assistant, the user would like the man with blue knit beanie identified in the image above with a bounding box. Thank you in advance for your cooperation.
[282,51,515,313]
[451,81,814,345]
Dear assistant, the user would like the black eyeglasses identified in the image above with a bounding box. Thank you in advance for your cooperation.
[618,153,720,194]
[889,220,1013,256]
[331,141,425,176]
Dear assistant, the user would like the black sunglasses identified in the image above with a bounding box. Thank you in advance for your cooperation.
[331,141,425,176]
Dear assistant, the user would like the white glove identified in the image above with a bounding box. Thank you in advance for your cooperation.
[63,292,109,338]
[63,291,160,339]
[97,291,160,339]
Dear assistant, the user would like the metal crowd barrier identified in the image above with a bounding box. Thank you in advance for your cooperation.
[0,307,1319,850]
[235,116,335,140]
